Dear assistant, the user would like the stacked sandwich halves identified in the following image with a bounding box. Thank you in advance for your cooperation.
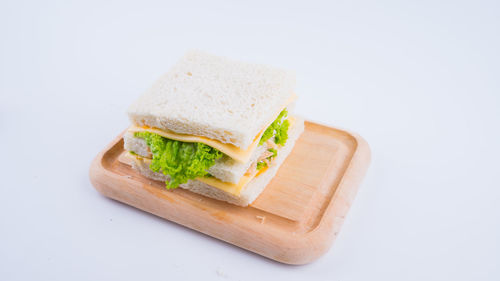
[124,50,304,206]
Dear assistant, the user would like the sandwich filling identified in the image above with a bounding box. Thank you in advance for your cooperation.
[129,113,295,191]
[133,131,223,189]
[130,156,269,196]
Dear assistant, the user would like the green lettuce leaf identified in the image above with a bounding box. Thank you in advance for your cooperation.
[268,148,277,158]
[256,161,268,170]
[134,131,223,189]
[259,109,290,146]
[274,119,289,146]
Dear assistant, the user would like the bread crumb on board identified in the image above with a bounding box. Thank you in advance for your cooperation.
[256,215,266,224]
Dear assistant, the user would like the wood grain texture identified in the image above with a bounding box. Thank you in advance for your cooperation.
[89,121,371,264]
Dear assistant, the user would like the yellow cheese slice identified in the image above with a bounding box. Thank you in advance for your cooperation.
[132,155,268,196]
[128,94,297,163]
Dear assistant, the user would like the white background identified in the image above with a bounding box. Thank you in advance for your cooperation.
[1,0,499,280]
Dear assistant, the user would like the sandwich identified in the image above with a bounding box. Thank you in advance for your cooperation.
[124,50,304,206]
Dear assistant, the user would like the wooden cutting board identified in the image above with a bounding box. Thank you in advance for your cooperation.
[89,121,370,264]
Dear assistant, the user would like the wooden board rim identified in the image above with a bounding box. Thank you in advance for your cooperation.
[89,121,371,264]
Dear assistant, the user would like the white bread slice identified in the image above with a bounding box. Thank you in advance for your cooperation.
[130,117,304,206]
[127,50,295,149]
[123,131,269,184]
